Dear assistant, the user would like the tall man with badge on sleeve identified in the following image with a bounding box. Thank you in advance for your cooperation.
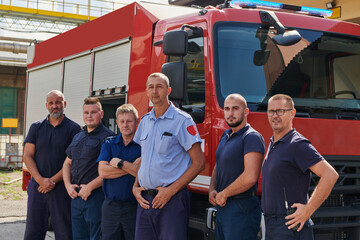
[23,90,81,240]
[132,72,205,240]
[262,94,339,240]
[63,97,114,240]
[209,93,265,240]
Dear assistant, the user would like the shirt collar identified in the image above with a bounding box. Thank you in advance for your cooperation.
[114,133,136,146]
[225,124,250,139]
[270,128,295,144]
[85,123,104,135]
[46,114,67,127]
[149,102,175,120]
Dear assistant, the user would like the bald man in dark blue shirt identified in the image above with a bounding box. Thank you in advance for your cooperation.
[209,93,265,240]
[24,90,81,240]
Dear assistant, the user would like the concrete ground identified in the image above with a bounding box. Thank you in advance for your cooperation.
[0,199,55,239]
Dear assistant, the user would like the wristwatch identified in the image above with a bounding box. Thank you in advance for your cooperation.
[117,159,124,169]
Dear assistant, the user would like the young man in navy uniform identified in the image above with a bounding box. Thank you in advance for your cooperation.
[63,97,114,240]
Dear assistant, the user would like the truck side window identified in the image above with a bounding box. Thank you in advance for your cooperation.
[170,36,205,123]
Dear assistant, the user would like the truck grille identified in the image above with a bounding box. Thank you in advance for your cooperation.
[310,156,360,239]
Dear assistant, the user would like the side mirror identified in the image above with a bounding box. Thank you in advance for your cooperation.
[163,30,188,56]
[161,62,187,101]
[254,50,270,66]
[272,30,301,46]
[260,11,301,46]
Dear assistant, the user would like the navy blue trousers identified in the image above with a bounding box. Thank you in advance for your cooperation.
[24,179,72,240]
[264,215,314,240]
[101,198,137,240]
[215,195,261,240]
[71,188,104,240]
[135,188,190,240]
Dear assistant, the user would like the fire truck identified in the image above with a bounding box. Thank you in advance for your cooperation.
[24,0,360,239]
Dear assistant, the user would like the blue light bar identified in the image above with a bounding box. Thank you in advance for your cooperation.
[301,6,332,17]
[230,0,333,18]
[230,0,282,9]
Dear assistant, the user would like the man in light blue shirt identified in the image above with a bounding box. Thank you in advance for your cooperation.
[132,72,205,240]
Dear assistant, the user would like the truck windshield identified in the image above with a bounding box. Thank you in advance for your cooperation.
[214,22,360,119]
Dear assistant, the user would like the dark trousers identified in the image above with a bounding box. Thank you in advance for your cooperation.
[264,215,314,240]
[101,198,137,240]
[216,195,261,240]
[135,188,190,240]
[71,188,104,240]
[24,178,72,240]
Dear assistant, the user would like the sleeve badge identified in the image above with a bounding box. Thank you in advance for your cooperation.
[187,125,197,136]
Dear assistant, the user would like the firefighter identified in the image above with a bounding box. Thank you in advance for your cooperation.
[97,104,141,240]
[23,90,81,240]
[209,93,265,240]
[262,94,338,240]
[132,72,205,240]
[63,97,114,240]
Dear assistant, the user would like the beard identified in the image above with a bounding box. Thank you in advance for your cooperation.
[226,118,244,128]
[49,109,63,119]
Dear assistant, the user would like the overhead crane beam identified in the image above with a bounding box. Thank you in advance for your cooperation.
[0,4,97,25]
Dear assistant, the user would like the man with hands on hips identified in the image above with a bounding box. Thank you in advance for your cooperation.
[262,94,338,240]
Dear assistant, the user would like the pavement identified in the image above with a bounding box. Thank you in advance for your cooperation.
[0,199,55,239]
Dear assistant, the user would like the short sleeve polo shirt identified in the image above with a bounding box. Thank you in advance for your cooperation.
[66,124,114,185]
[97,134,141,202]
[24,115,81,178]
[215,124,265,193]
[261,129,323,215]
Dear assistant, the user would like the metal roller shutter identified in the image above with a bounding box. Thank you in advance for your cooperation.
[63,54,92,126]
[26,63,62,134]
[92,41,131,91]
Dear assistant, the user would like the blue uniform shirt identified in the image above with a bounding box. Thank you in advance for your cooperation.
[97,134,141,202]
[261,129,323,215]
[134,103,202,189]
[24,115,81,178]
[215,124,265,194]
[66,124,114,185]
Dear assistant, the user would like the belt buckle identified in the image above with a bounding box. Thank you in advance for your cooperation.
[145,189,158,198]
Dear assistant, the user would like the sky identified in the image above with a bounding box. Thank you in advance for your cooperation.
[0,0,166,40]
[0,0,169,63]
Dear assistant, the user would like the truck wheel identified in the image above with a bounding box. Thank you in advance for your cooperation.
[7,163,15,171]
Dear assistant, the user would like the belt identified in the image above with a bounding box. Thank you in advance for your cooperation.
[142,189,159,198]
[231,191,256,199]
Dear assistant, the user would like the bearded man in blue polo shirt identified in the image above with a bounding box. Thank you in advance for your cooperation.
[132,72,205,240]
[23,90,81,240]
[97,104,141,240]
[209,93,265,240]
[63,97,114,240]
[262,94,338,240]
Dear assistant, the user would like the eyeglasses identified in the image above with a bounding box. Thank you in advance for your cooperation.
[267,109,293,116]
